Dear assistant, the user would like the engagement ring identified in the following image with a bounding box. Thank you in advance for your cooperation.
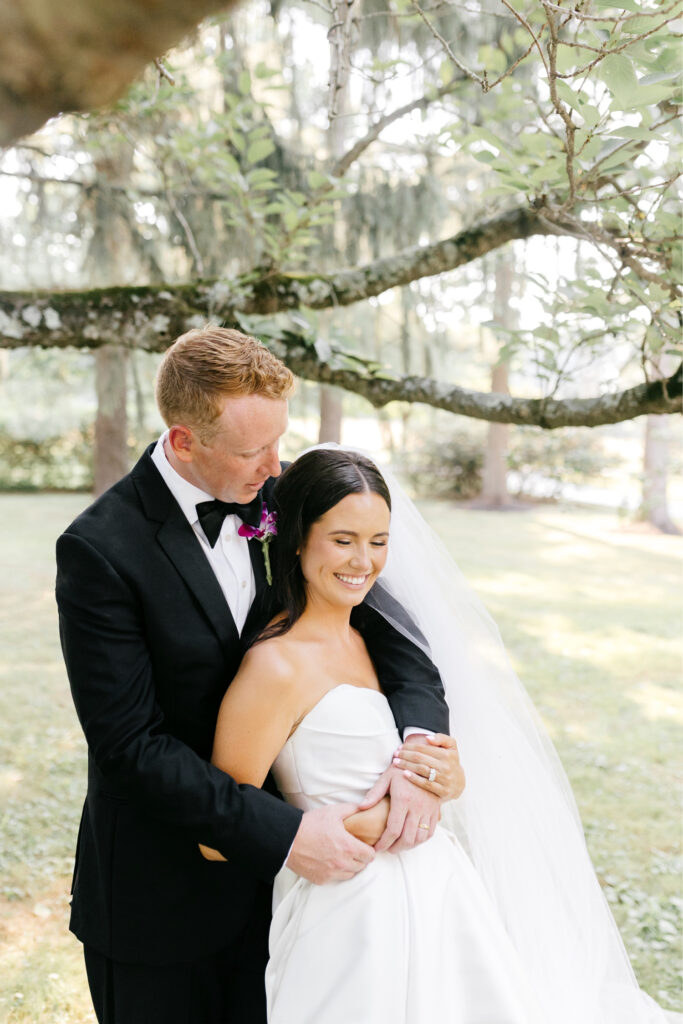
[428,767,437,783]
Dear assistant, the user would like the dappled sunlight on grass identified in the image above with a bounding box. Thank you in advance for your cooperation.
[629,683,683,725]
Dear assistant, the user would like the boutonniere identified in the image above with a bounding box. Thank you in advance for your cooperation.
[238,505,278,585]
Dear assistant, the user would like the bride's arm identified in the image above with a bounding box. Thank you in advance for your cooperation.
[343,797,390,846]
[199,644,301,861]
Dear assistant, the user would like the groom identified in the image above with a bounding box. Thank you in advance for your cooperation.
[56,326,454,1024]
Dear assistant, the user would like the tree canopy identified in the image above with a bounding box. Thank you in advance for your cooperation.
[0,0,681,426]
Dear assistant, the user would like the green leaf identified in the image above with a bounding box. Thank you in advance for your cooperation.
[640,70,683,86]
[610,124,653,140]
[651,46,681,74]
[439,59,453,86]
[598,54,639,108]
[521,131,552,155]
[237,69,251,96]
[255,62,279,79]
[246,139,276,164]
[580,102,603,128]
[248,167,277,184]
[217,153,241,177]
[307,170,329,190]
[477,44,507,74]
[555,80,584,114]
[592,0,639,11]
[630,82,682,108]
[621,15,663,33]
[535,326,560,344]
[555,45,579,75]
[464,126,505,153]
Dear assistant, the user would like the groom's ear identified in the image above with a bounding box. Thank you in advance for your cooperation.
[167,424,195,463]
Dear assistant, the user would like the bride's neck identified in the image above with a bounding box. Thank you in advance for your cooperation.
[295,598,354,642]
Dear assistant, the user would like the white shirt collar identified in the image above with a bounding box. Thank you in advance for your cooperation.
[151,430,214,528]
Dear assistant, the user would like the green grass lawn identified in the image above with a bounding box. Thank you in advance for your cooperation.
[0,493,681,1022]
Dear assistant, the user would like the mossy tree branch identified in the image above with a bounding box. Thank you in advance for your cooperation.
[0,283,679,426]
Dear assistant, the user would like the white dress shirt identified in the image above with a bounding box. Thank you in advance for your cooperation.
[152,432,256,634]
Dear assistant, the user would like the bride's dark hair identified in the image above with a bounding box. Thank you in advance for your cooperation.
[247,449,391,646]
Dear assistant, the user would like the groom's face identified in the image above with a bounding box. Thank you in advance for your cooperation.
[171,393,289,502]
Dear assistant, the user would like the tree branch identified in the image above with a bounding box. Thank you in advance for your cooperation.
[0,0,239,147]
[276,340,682,427]
[0,208,564,346]
[330,78,464,178]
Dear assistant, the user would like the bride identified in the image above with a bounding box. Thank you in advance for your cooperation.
[202,446,667,1023]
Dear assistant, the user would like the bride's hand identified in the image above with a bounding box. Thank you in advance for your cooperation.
[393,733,465,801]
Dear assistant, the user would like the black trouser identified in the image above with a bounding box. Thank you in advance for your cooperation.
[83,915,269,1024]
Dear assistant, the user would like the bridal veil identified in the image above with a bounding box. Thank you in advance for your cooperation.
[308,443,666,1024]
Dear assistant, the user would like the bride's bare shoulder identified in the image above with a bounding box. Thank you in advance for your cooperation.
[239,631,309,691]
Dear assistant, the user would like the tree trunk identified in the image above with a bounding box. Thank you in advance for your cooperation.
[641,412,680,534]
[316,0,357,446]
[94,346,129,496]
[318,386,343,444]
[480,363,510,504]
[88,149,137,495]
[479,257,513,506]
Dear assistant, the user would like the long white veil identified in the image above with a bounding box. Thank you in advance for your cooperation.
[308,443,666,1024]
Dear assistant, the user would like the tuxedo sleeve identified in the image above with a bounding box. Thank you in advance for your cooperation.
[351,599,450,736]
[56,531,302,881]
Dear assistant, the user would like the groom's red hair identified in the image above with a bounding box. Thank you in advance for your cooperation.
[156,324,295,440]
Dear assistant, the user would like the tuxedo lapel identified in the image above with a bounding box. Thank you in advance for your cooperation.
[156,512,240,653]
[132,446,240,655]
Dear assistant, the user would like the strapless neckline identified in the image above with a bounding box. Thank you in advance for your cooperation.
[270,682,399,811]
[298,683,387,729]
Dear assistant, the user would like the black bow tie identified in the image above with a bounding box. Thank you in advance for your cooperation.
[195,494,263,548]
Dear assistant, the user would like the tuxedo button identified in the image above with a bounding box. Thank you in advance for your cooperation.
[241,580,247,588]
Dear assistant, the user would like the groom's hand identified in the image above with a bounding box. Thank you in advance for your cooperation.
[360,764,441,854]
[286,803,376,884]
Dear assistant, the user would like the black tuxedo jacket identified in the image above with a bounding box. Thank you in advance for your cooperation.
[56,445,449,965]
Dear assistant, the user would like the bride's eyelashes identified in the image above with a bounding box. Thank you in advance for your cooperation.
[334,539,387,547]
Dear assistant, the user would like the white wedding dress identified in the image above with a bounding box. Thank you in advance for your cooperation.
[266,684,546,1024]
[264,444,667,1024]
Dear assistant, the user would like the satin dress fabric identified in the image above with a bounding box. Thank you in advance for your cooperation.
[266,684,546,1024]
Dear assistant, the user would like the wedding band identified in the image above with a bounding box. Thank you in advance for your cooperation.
[418,823,429,830]
[428,767,437,783]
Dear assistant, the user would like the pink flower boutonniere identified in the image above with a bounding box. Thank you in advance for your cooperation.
[238,505,278,585]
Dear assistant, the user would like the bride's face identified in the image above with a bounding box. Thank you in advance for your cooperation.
[299,491,390,609]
